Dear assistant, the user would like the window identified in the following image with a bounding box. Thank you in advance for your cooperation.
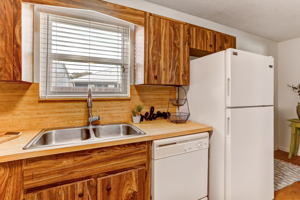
[36,6,132,99]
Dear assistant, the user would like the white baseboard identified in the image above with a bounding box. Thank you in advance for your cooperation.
[278,145,300,156]
[278,146,289,153]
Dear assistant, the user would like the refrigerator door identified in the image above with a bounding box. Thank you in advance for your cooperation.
[189,51,227,200]
[225,106,274,200]
[226,49,274,107]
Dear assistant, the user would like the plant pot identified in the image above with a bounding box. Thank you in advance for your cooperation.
[297,103,300,119]
[132,115,141,124]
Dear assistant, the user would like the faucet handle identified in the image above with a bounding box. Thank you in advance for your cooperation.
[89,116,100,123]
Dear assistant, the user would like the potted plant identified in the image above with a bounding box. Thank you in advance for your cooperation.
[288,84,300,119]
[132,105,143,123]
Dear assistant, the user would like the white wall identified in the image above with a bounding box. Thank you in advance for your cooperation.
[277,38,300,154]
[106,0,279,148]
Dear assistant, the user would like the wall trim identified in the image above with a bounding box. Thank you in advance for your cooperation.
[278,145,300,156]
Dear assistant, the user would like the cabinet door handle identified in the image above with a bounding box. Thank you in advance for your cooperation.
[78,192,84,198]
[154,75,158,80]
[106,186,112,192]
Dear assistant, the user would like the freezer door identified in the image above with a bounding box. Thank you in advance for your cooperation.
[226,49,274,107]
[225,106,274,200]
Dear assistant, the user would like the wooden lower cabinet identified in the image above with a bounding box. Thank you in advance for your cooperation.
[0,142,151,200]
[97,168,146,200]
[24,168,146,200]
[24,179,97,200]
[0,160,23,200]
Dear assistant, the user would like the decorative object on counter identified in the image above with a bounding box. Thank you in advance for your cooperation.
[140,106,170,122]
[288,84,300,119]
[132,105,143,123]
[167,86,190,123]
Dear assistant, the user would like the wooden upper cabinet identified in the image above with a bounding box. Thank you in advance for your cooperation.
[215,32,236,52]
[188,24,236,56]
[0,0,21,81]
[145,14,189,86]
[189,25,215,56]
[97,168,146,200]
[24,179,97,200]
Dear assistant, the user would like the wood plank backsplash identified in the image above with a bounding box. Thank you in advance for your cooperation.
[0,83,175,132]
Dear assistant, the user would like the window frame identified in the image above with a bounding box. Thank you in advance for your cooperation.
[34,5,134,100]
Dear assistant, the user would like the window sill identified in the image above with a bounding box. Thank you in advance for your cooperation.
[39,97,131,102]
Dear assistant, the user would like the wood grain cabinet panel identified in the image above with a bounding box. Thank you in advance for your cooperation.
[97,168,146,200]
[215,32,236,52]
[0,0,14,81]
[0,0,21,81]
[189,25,215,56]
[0,142,151,200]
[23,142,148,190]
[24,179,97,200]
[145,14,189,86]
[0,161,23,200]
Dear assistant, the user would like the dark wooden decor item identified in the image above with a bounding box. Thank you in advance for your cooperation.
[141,106,170,121]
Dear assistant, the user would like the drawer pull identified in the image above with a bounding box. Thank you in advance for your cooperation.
[78,192,84,198]
[106,186,112,192]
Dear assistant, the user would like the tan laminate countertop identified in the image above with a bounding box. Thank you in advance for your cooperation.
[0,120,212,163]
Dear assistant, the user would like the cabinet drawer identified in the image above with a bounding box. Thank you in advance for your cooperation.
[23,142,148,190]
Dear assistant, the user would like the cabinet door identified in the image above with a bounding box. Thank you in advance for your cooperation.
[24,179,96,200]
[146,14,189,85]
[0,161,23,200]
[189,25,214,54]
[215,32,236,52]
[0,0,14,81]
[97,168,146,200]
[0,0,21,81]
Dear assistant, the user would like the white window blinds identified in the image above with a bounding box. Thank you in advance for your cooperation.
[38,11,131,99]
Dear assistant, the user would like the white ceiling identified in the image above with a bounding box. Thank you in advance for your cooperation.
[145,0,300,42]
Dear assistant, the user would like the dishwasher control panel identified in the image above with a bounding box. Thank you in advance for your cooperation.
[153,132,209,160]
[184,139,209,152]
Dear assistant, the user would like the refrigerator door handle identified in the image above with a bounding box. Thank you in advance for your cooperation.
[225,114,232,200]
[226,116,231,137]
[227,78,231,97]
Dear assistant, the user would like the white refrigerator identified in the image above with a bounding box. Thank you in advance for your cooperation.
[188,49,274,200]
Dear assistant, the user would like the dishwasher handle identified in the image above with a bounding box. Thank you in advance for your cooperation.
[157,142,177,148]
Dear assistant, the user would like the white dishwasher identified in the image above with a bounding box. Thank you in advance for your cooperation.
[152,132,209,200]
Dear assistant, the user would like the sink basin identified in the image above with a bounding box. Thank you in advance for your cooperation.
[92,124,144,139]
[24,124,145,150]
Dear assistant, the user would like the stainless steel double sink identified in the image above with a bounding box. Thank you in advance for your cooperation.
[23,124,146,150]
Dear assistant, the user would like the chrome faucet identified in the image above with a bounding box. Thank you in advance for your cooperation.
[87,88,100,126]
